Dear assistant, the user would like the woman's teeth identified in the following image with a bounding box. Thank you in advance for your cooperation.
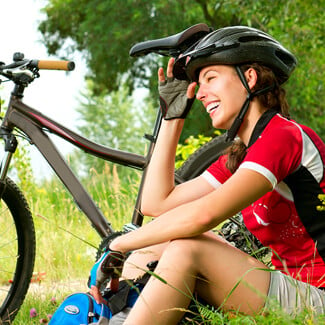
[207,102,220,114]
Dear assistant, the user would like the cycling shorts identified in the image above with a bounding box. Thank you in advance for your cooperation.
[266,270,325,315]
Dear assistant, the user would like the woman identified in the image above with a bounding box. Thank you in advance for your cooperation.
[91,26,325,324]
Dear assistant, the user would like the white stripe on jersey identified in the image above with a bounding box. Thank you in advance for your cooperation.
[239,161,278,188]
[201,170,222,189]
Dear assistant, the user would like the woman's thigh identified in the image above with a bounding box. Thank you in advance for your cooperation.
[171,233,271,314]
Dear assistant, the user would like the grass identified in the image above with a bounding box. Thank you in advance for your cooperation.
[10,163,139,324]
[13,287,77,324]
[6,162,325,324]
[180,300,325,324]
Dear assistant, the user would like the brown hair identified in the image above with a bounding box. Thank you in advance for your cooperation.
[225,63,290,173]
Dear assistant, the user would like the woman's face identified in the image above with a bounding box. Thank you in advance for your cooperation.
[196,65,247,129]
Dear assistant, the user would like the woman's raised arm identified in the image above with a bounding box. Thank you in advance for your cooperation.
[141,59,214,216]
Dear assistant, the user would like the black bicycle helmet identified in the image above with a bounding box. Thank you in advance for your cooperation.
[173,26,297,84]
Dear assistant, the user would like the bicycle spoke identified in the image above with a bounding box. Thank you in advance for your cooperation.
[0,238,17,251]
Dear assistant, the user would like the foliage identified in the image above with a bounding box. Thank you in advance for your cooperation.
[14,291,63,324]
[70,80,155,175]
[39,0,325,139]
[38,0,205,93]
[6,161,140,325]
[11,141,36,190]
[175,131,221,169]
[184,302,325,324]
[30,162,140,233]
[317,194,325,211]
[262,0,325,138]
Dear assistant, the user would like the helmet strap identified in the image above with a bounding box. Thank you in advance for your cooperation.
[225,66,275,142]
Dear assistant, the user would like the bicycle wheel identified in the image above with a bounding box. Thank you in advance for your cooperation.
[176,134,267,258]
[0,177,36,324]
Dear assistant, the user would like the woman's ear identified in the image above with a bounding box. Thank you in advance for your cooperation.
[245,68,258,90]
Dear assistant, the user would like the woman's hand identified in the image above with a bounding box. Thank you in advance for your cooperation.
[158,58,197,120]
[88,240,126,304]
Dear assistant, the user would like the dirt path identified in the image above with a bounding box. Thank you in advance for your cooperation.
[27,279,88,298]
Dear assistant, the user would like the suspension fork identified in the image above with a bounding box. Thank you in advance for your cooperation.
[0,130,18,198]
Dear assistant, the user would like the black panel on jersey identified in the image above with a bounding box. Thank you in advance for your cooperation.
[284,166,325,261]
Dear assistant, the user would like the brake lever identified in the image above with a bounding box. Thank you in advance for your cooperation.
[9,70,35,86]
[0,60,29,70]
[1,65,36,86]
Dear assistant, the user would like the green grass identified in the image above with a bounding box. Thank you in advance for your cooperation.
[11,163,139,324]
[28,164,140,280]
[13,288,72,324]
[180,301,325,324]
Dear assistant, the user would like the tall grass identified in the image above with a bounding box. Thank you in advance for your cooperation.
[12,162,140,324]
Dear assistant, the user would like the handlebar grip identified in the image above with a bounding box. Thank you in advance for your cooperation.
[31,60,75,71]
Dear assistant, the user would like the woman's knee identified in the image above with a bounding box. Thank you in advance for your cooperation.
[159,233,222,266]
[122,233,230,279]
[164,236,199,257]
[122,242,168,279]
[165,232,229,255]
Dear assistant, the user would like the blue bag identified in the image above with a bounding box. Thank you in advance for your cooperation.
[49,259,156,325]
[49,280,144,324]
[49,292,111,325]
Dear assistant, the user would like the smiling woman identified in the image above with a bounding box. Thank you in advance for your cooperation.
[0,0,86,178]
[84,25,325,324]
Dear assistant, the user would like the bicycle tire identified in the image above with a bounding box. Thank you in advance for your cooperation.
[0,177,36,324]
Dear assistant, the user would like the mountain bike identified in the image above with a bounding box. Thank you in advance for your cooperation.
[0,23,263,323]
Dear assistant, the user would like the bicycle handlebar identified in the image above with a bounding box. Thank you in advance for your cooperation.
[29,60,75,71]
[0,53,75,87]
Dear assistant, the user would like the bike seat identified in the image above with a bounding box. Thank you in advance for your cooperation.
[129,23,211,57]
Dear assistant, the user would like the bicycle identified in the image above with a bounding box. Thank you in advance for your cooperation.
[0,23,263,323]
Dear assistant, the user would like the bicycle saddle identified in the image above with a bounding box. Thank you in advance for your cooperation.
[129,23,212,58]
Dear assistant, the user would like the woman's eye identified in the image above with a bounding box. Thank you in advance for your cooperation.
[205,72,217,82]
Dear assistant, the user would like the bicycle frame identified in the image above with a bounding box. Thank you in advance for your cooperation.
[0,92,162,238]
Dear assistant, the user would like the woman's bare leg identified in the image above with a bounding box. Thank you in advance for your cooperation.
[125,233,270,325]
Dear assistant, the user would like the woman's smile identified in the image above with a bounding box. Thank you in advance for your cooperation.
[206,101,220,117]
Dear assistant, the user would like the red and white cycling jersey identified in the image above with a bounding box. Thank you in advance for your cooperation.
[202,110,325,287]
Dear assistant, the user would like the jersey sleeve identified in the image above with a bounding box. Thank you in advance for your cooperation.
[201,154,232,188]
[239,122,302,188]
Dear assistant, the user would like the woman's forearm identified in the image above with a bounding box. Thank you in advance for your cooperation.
[141,119,184,216]
[112,199,209,253]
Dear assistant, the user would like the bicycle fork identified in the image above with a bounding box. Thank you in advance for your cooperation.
[0,129,17,198]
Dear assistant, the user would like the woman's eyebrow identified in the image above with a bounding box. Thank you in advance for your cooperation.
[198,69,216,85]
[202,70,210,79]
[198,70,210,86]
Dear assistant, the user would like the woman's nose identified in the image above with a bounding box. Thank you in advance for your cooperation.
[196,85,206,101]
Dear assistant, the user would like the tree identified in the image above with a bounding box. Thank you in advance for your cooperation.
[70,80,155,174]
[39,0,325,138]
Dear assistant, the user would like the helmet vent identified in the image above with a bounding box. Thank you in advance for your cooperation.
[238,35,274,43]
[275,49,296,68]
